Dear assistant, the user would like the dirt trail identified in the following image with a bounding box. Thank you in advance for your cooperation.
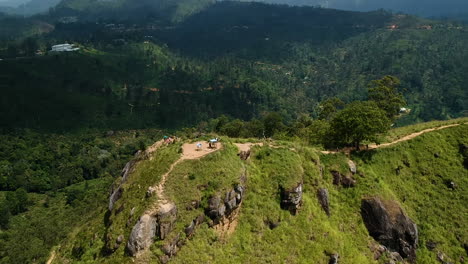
[234,142,263,152]
[321,123,465,154]
[46,250,56,264]
[367,123,462,149]
[145,142,222,214]
[145,139,164,160]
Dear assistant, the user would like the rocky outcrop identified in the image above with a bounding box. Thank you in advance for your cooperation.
[348,160,357,174]
[328,253,339,264]
[238,150,251,160]
[126,203,177,256]
[317,188,330,216]
[206,184,244,223]
[156,203,178,240]
[331,171,356,188]
[108,186,123,212]
[109,155,140,211]
[126,214,157,256]
[184,214,205,237]
[361,197,418,262]
[280,182,303,215]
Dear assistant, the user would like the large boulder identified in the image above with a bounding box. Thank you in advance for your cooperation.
[108,186,123,211]
[280,182,303,215]
[331,171,356,188]
[206,184,244,223]
[156,203,178,240]
[361,197,418,262]
[317,188,330,216]
[126,203,177,256]
[126,214,157,256]
[238,150,251,160]
[348,160,357,174]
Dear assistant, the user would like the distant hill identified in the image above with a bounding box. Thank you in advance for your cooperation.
[0,0,60,16]
[51,0,215,22]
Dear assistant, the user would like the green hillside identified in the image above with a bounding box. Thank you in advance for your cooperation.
[15,121,463,264]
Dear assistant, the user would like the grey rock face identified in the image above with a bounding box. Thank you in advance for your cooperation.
[329,253,339,264]
[361,197,418,262]
[317,188,330,216]
[126,203,177,256]
[206,184,245,223]
[331,171,356,188]
[108,186,123,211]
[348,160,357,174]
[156,203,178,240]
[238,150,251,160]
[280,182,303,215]
[126,214,157,256]
[109,159,138,211]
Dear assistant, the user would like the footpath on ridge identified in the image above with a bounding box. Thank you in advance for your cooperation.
[321,123,465,154]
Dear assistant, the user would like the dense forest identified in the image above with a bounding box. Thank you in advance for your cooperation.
[0,1,466,131]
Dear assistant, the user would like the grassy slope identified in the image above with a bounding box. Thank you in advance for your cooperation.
[172,125,467,263]
[52,123,467,263]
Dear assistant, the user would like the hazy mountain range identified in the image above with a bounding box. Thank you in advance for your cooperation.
[1,0,468,17]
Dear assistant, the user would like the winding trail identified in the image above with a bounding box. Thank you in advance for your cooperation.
[136,141,223,262]
[321,123,465,154]
[146,142,223,213]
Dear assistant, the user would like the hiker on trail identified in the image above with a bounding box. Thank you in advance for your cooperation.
[196,143,202,150]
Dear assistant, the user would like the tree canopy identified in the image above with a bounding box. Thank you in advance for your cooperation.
[329,101,391,149]
[368,75,406,121]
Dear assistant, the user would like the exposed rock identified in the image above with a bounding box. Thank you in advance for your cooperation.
[206,184,244,223]
[121,160,136,183]
[348,160,357,174]
[265,218,281,229]
[161,233,181,257]
[328,253,339,264]
[130,207,136,216]
[116,234,124,244]
[109,159,139,212]
[238,150,251,160]
[426,240,438,251]
[331,171,356,188]
[437,251,454,264]
[444,180,457,190]
[370,244,387,260]
[156,203,178,240]
[280,182,303,215]
[146,186,157,197]
[126,203,177,256]
[317,188,330,216]
[184,214,204,237]
[126,214,157,256]
[108,186,123,211]
[186,200,200,210]
[389,252,403,262]
[160,255,170,264]
[361,197,418,262]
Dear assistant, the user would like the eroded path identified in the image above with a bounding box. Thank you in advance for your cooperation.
[146,142,223,213]
[321,123,465,154]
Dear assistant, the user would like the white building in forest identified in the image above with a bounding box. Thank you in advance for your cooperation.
[50,44,80,52]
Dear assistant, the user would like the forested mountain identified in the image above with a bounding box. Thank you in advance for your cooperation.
[0,1,466,130]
